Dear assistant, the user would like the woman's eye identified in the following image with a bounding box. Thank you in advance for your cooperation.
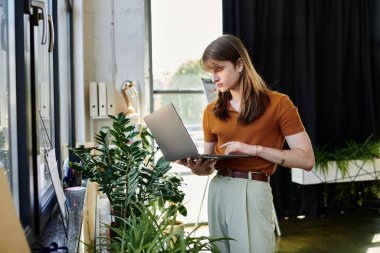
[209,67,223,74]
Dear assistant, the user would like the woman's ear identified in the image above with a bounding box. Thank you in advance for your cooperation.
[237,58,244,72]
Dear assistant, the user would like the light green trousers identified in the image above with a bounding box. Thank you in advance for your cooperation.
[208,174,276,253]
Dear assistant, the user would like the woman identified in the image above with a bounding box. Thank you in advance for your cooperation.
[177,34,314,253]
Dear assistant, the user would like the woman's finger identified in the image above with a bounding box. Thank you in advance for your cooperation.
[187,157,195,166]
[220,142,230,148]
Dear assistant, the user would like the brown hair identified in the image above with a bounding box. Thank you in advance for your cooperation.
[200,34,269,124]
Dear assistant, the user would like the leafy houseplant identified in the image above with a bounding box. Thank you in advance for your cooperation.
[99,201,229,253]
[314,137,380,211]
[69,113,187,221]
[70,113,230,252]
[315,137,380,176]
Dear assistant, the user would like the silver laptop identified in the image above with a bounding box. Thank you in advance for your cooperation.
[143,103,251,161]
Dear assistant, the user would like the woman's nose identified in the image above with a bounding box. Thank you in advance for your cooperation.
[211,74,219,83]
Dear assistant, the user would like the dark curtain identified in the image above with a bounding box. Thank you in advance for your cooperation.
[223,0,380,217]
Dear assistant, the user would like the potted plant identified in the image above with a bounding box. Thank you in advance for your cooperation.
[69,113,187,222]
[292,137,380,212]
[99,201,229,253]
[292,137,380,185]
[69,113,229,251]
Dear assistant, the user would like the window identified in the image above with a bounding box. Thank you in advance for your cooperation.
[0,0,18,209]
[0,0,11,185]
[151,0,222,224]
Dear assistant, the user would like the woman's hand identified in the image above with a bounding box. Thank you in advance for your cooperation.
[175,157,217,176]
[221,141,258,156]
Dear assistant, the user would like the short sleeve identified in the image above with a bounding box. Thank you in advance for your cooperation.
[203,107,217,142]
[278,95,305,136]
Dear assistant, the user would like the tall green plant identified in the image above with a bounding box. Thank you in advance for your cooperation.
[69,113,186,219]
[71,113,231,252]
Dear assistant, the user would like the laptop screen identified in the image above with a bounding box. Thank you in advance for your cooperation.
[144,103,200,161]
[144,103,251,161]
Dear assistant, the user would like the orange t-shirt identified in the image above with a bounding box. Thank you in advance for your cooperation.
[203,90,305,175]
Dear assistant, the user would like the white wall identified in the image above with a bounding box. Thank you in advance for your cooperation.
[75,0,149,142]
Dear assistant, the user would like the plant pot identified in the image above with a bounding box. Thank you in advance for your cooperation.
[164,220,185,245]
[292,158,380,185]
[171,220,184,237]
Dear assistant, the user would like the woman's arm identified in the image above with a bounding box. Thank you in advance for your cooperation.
[175,141,217,175]
[221,131,315,171]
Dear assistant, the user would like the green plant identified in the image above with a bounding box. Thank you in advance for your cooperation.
[69,113,186,220]
[70,113,231,252]
[314,137,380,211]
[326,180,380,214]
[139,124,153,152]
[315,137,380,176]
[94,201,230,253]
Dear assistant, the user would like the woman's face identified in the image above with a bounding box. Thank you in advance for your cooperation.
[208,60,242,93]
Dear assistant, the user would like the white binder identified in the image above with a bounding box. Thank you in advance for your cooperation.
[106,82,115,115]
[89,82,98,117]
[98,82,107,116]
